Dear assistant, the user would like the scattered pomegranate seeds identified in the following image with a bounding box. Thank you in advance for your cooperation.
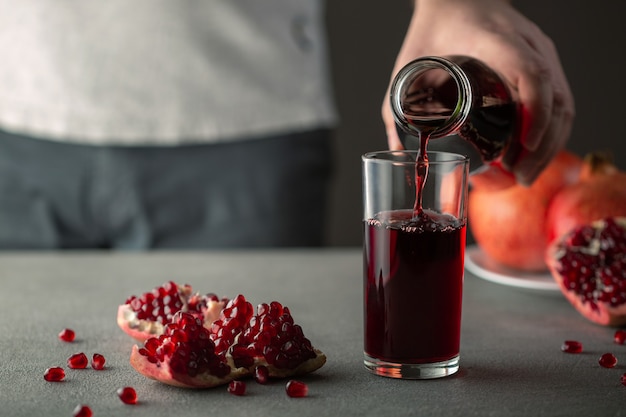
[91,353,106,370]
[614,330,626,345]
[227,380,246,396]
[599,353,618,368]
[58,328,76,343]
[254,365,269,384]
[285,380,308,398]
[72,404,93,417]
[561,340,583,353]
[43,367,65,382]
[117,386,138,404]
[67,352,89,369]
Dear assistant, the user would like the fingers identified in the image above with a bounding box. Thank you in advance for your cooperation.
[514,65,553,153]
[505,33,575,185]
[387,127,404,151]
[511,86,574,185]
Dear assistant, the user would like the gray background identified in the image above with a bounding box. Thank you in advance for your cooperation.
[325,1,626,246]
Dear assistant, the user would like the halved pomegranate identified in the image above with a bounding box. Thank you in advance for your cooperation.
[546,217,626,326]
[129,295,326,388]
[117,281,228,342]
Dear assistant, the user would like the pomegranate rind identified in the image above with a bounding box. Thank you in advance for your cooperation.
[117,304,165,342]
[260,349,327,378]
[546,217,626,327]
[201,296,226,326]
[130,345,326,388]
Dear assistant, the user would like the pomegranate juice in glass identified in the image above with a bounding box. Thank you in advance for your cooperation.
[362,150,469,379]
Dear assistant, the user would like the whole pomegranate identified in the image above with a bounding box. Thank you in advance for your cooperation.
[468,150,582,271]
[546,152,626,242]
[546,217,626,326]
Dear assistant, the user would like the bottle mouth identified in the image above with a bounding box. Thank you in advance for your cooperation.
[390,56,472,140]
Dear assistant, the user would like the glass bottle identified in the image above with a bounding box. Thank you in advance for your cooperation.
[390,55,518,163]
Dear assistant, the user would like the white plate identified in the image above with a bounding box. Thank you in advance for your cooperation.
[464,245,559,292]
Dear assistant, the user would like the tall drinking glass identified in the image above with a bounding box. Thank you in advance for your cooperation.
[362,150,469,379]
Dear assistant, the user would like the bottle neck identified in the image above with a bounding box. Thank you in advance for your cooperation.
[390,56,472,140]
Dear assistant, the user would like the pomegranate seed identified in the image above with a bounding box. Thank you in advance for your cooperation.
[269,301,284,318]
[599,353,618,368]
[614,330,626,345]
[254,365,269,384]
[227,380,246,396]
[91,353,106,370]
[285,380,308,398]
[58,328,76,342]
[43,367,65,382]
[117,386,138,404]
[72,404,93,417]
[621,373,626,386]
[561,340,583,353]
[68,352,89,369]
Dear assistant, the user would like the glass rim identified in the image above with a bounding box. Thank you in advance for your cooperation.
[362,150,469,166]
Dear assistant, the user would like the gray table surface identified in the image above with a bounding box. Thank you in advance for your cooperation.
[1,249,624,417]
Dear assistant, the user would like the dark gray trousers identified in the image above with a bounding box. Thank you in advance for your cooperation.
[0,129,333,249]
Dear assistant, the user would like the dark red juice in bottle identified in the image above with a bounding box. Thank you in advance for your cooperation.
[363,209,466,364]
[392,55,517,163]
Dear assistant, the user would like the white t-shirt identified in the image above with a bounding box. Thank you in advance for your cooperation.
[0,0,338,145]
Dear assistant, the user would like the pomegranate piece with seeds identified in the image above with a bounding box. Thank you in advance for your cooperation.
[561,340,583,354]
[43,367,65,382]
[91,353,106,370]
[599,353,618,368]
[285,380,308,398]
[211,296,326,379]
[130,311,247,388]
[58,328,76,342]
[117,280,228,342]
[546,217,626,326]
[72,405,92,417]
[129,292,326,388]
[68,353,89,369]
[227,380,246,396]
[117,386,138,404]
